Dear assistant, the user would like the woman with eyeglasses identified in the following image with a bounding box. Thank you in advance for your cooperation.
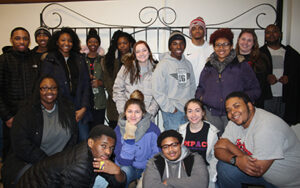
[195,28,260,136]
[236,29,271,108]
[2,76,78,187]
[41,27,92,142]
[114,90,160,188]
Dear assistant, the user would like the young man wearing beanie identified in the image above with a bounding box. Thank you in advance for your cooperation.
[31,27,51,60]
[143,130,208,188]
[152,31,196,130]
[185,17,213,86]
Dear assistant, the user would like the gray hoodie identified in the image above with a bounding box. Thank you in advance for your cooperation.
[143,145,208,188]
[152,52,196,113]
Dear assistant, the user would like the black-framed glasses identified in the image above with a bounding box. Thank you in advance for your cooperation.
[215,42,231,48]
[40,87,58,92]
[161,142,179,150]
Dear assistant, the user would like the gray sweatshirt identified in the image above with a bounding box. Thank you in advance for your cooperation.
[143,145,208,188]
[152,52,196,113]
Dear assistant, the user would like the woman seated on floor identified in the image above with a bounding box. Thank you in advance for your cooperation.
[113,90,161,188]
[2,75,78,187]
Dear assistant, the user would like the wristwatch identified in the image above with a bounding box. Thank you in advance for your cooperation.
[230,155,237,166]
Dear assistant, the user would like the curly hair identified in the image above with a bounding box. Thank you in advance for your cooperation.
[209,28,234,46]
[157,130,183,148]
[104,30,136,74]
[47,27,81,53]
[123,40,157,85]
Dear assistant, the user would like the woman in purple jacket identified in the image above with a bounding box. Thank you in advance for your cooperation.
[114,90,160,188]
[195,28,260,136]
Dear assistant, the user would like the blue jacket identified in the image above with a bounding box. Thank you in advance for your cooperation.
[114,113,160,170]
[195,55,260,116]
[41,51,92,123]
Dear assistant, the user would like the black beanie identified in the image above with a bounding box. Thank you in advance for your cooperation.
[86,28,101,44]
[168,31,186,50]
[34,27,51,40]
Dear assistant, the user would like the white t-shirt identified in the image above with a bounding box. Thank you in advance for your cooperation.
[268,47,286,97]
[184,40,213,86]
[222,108,300,188]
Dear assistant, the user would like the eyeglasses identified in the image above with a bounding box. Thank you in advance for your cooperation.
[40,87,58,92]
[161,142,179,150]
[215,42,231,48]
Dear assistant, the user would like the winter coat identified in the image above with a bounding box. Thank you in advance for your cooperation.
[101,57,123,122]
[143,146,208,188]
[85,55,106,110]
[17,141,125,188]
[195,53,261,116]
[152,52,196,113]
[0,48,39,121]
[41,50,92,124]
[114,113,160,170]
[178,121,219,188]
[113,61,159,117]
[1,100,78,188]
[243,52,272,108]
[260,44,300,124]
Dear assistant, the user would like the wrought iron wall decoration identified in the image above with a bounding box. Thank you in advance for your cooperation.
[40,3,276,30]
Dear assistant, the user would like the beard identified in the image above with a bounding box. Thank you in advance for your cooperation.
[266,38,281,46]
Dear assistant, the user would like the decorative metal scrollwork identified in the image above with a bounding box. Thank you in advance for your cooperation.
[40,3,276,29]
[40,3,177,29]
[207,3,277,29]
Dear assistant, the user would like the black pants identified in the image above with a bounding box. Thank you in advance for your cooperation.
[89,108,106,131]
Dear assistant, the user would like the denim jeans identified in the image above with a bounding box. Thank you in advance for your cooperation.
[217,161,277,188]
[120,165,143,188]
[78,120,89,142]
[93,175,109,188]
[161,110,187,131]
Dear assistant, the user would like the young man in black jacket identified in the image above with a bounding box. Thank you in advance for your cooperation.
[0,27,39,161]
[17,125,126,188]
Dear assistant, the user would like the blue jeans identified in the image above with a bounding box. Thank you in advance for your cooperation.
[93,175,109,188]
[120,165,143,188]
[217,161,277,188]
[161,110,187,130]
[78,120,89,142]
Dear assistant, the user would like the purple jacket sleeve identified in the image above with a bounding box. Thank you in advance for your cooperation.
[114,126,135,166]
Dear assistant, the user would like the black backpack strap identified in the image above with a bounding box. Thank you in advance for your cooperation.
[183,154,194,177]
[154,155,165,180]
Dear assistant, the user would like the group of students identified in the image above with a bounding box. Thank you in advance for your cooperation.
[0,15,300,188]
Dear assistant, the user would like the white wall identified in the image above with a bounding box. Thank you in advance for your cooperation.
[0,0,280,53]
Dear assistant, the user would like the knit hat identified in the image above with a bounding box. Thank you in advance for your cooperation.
[189,17,206,36]
[86,28,101,44]
[168,31,186,50]
[34,27,51,40]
